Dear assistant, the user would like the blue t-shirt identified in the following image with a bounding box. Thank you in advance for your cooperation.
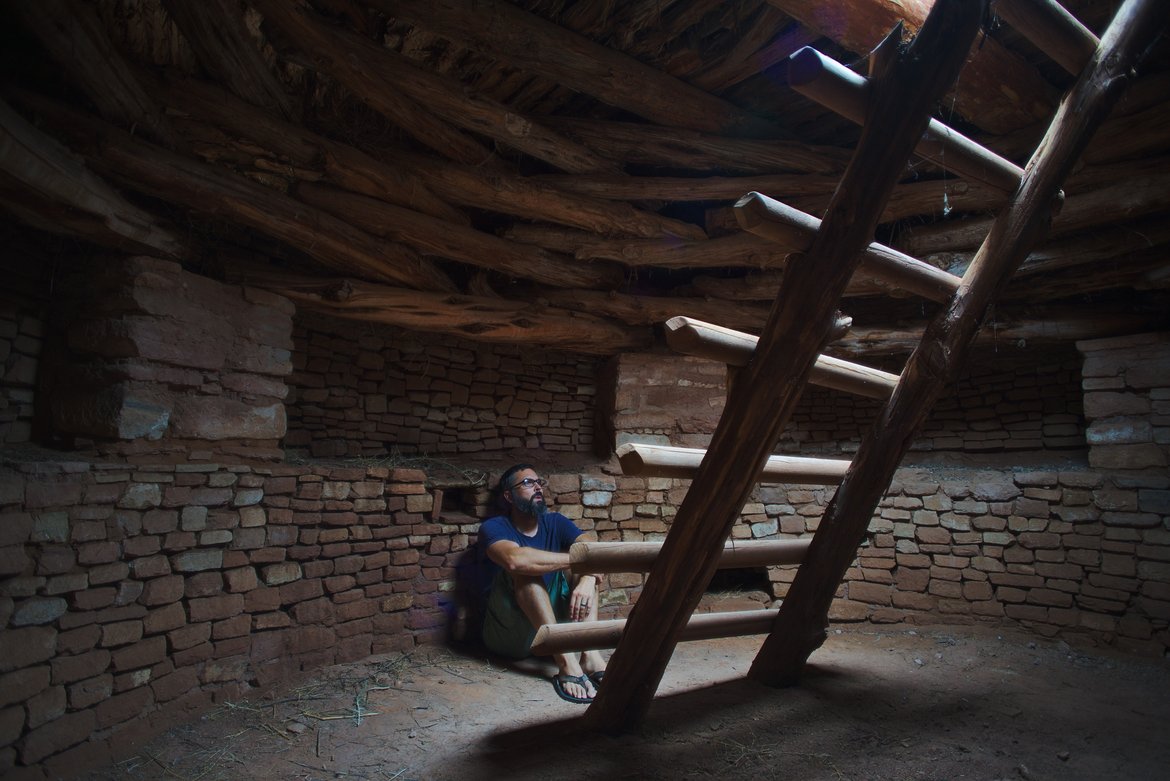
[477,512,583,601]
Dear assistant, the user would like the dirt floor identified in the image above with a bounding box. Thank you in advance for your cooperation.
[80,622,1170,781]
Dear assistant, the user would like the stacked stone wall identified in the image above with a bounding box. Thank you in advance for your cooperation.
[3,452,1168,777]
[38,258,293,462]
[548,468,1169,658]
[611,348,1085,456]
[0,302,42,446]
[285,316,601,459]
[0,459,466,778]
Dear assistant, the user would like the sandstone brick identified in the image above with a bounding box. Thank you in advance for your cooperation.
[224,566,259,592]
[171,549,223,572]
[152,666,200,703]
[18,708,95,765]
[51,650,111,686]
[141,574,184,606]
[185,598,243,632]
[212,615,252,640]
[68,674,113,710]
[0,665,49,709]
[95,685,154,729]
[143,603,186,635]
[279,578,323,605]
[184,571,225,599]
[99,617,142,650]
[262,561,302,585]
[51,617,99,655]
[290,597,334,625]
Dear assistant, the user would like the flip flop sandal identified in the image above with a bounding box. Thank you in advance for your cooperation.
[551,673,594,704]
[587,671,605,688]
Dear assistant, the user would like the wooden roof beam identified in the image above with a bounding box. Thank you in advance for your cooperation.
[10,0,180,149]
[296,183,625,290]
[253,0,616,174]
[0,99,185,259]
[245,270,652,356]
[155,73,467,226]
[16,92,455,292]
[370,0,781,137]
[160,0,297,119]
[899,163,1170,254]
[546,118,852,176]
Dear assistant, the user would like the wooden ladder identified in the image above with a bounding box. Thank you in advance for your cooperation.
[536,0,1166,733]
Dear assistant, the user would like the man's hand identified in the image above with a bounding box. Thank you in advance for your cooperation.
[570,574,597,622]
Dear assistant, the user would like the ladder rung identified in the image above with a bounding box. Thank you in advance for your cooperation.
[994,0,1099,76]
[786,47,1025,193]
[665,316,900,400]
[531,608,779,655]
[570,539,809,575]
[617,442,850,485]
[736,191,961,304]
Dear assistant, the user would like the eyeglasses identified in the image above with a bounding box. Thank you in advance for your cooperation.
[510,477,548,490]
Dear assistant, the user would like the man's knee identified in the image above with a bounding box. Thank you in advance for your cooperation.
[511,574,551,604]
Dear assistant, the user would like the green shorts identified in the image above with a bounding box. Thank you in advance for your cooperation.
[481,569,570,659]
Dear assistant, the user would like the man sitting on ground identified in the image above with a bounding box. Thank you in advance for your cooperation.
[477,463,607,704]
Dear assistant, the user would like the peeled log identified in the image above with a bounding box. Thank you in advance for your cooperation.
[664,317,899,398]
[736,192,961,302]
[570,539,810,575]
[531,609,780,656]
[617,443,851,484]
[769,0,1054,133]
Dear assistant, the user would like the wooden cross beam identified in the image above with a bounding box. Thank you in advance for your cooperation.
[583,0,988,734]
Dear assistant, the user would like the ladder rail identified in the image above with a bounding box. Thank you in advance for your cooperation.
[584,0,989,733]
[749,0,1170,686]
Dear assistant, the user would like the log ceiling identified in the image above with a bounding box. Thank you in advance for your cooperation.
[1,0,1168,356]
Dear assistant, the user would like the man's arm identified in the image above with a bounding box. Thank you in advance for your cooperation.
[485,539,569,575]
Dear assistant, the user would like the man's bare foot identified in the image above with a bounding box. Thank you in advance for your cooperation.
[552,673,596,703]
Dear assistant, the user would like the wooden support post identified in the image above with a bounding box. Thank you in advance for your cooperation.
[785,47,1025,193]
[532,609,780,656]
[570,539,810,575]
[584,0,987,734]
[617,443,849,485]
[734,193,961,303]
[749,0,1169,687]
[664,317,899,399]
[430,489,444,522]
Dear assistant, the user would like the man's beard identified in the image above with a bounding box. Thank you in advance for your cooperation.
[514,493,549,519]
